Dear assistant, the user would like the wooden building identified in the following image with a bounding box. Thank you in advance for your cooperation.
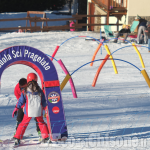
[87,0,150,32]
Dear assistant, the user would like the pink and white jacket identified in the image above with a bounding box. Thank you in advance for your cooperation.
[70,21,75,31]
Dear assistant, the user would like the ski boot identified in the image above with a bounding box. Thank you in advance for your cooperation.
[41,137,52,143]
[14,138,20,146]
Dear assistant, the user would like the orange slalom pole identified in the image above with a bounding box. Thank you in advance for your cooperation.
[92,54,110,87]
[90,43,103,66]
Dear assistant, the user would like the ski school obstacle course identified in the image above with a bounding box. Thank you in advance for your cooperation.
[1,36,150,142]
[84,37,150,88]
[50,35,150,90]
[91,43,148,87]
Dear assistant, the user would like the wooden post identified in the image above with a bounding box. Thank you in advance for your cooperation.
[26,11,32,32]
[91,3,95,31]
[75,13,78,31]
[34,16,37,27]
[106,12,109,25]
[117,18,119,31]
[108,0,110,10]
[41,13,48,32]
[106,0,110,25]
[42,13,44,32]
[88,3,91,31]
[25,12,29,32]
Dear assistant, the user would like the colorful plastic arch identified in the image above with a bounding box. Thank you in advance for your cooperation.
[91,58,150,88]
[90,39,145,70]
[50,35,101,98]
[50,35,100,60]
[58,59,77,98]
[104,44,118,74]
[90,43,103,66]
[132,43,145,68]
[47,54,77,99]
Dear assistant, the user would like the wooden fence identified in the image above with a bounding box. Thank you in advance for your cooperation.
[0,13,123,32]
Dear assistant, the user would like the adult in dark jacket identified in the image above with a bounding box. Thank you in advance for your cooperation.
[114,25,131,43]
[14,78,27,130]
[145,21,150,51]
[137,19,147,44]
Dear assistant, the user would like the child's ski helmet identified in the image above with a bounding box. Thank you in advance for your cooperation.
[27,73,38,83]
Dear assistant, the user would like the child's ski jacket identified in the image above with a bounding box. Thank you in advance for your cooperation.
[16,88,47,117]
[14,83,25,108]
[70,21,75,31]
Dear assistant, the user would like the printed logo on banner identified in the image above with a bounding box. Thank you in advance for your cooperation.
[48,92,60,104]
[52,106,60,114]
[0,47,51,70]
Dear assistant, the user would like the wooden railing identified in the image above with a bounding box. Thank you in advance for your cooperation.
[110,0,127,8]
[93,0,109,9]
[94,0,127,10]
[0,14,123,32]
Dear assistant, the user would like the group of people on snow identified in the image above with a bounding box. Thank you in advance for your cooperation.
[113,18,150,51]
[12,73,50,145]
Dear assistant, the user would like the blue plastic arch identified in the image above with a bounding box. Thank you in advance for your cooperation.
[45,54,141,76]
[71,58,141,76]
[111,45,149,55]
[60,36,101,46]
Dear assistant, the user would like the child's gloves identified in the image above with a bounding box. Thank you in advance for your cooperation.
[12,107,19,118]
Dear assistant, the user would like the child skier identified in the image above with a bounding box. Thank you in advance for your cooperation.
[12,73,50,145]
[13,78,41,137]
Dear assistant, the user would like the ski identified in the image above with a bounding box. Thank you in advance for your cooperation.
[12,139,54,148]
[85,38,106,42]
[12,141,40,148]
[13,141,25,148]
[85,38,100,41]
[0,139,25,149]
[0,136,62,148]
[0,134,33,147]
[0,138,15,144]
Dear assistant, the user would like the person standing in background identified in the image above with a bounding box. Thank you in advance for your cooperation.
[145,21,150,52]
[137,19,147,44]
[70,20,75,31]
